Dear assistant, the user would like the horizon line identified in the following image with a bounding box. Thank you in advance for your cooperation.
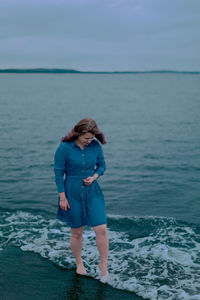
[0,68,200,74]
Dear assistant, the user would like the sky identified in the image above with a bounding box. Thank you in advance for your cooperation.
[0,0,199,71]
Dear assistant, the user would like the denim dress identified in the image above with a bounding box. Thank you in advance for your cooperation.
[54,139,107,228]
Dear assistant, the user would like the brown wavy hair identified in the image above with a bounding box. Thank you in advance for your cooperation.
[61,118,106,144]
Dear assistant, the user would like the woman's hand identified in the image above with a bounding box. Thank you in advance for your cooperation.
[83,176,95,186]
[59,197,70,211]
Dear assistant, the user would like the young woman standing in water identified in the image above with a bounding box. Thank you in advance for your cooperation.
[54,118,109,283]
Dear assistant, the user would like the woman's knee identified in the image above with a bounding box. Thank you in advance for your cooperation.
[93,224,107,236]
[71,227,83,240]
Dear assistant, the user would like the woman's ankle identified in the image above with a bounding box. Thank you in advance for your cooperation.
[76,261,86,275]
[99,260,108,267]
[76,259,83,266]
[98,261,108,276]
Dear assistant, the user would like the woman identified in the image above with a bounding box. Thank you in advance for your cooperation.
[54,118,109,283]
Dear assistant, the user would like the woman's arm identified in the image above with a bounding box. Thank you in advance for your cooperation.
[54,143,70,210]
[83,143,106,186]
[93,173,99,180]
[95,144,106,177]
[54,143,67,194]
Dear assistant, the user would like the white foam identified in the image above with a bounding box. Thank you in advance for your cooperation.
[1,210,200,300]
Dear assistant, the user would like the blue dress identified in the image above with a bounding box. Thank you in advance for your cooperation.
[54,139,107,228]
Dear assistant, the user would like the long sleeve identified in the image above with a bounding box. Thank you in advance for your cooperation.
[95,144,106,177]
[54,143,67,193]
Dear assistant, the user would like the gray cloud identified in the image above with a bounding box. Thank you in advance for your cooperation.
[0,0,199,70]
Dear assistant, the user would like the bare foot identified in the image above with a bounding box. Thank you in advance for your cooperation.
[76,262,87,275]
[98,262,108,277]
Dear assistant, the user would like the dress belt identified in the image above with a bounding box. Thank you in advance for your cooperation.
[66,175,92,179]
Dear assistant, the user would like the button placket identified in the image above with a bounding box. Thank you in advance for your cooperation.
[82,153,85,176]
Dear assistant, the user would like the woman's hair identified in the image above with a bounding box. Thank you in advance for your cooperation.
[61,118,106,144]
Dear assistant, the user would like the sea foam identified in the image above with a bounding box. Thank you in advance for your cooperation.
[1,209,200,300]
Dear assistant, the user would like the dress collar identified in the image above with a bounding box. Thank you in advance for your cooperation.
[71,139,94,148]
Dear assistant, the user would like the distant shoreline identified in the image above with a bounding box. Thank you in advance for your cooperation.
[0,68,199,74]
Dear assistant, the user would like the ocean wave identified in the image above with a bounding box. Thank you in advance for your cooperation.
[0,209,200,300]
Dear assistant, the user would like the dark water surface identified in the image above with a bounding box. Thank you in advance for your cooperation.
[0,73,200,299]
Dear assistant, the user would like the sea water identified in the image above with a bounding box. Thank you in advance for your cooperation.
[0,73,200,299]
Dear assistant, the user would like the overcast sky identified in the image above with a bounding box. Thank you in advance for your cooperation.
[0,0,199,71]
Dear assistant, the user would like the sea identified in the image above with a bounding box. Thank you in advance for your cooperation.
[0,72,200,300]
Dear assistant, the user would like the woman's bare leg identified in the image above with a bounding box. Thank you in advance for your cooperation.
[93,224,109,276]
[70,226,86,275]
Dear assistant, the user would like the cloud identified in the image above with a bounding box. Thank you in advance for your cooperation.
[0,0,200,70]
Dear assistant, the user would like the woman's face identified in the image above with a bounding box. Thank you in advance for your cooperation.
[78,132,95,146]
